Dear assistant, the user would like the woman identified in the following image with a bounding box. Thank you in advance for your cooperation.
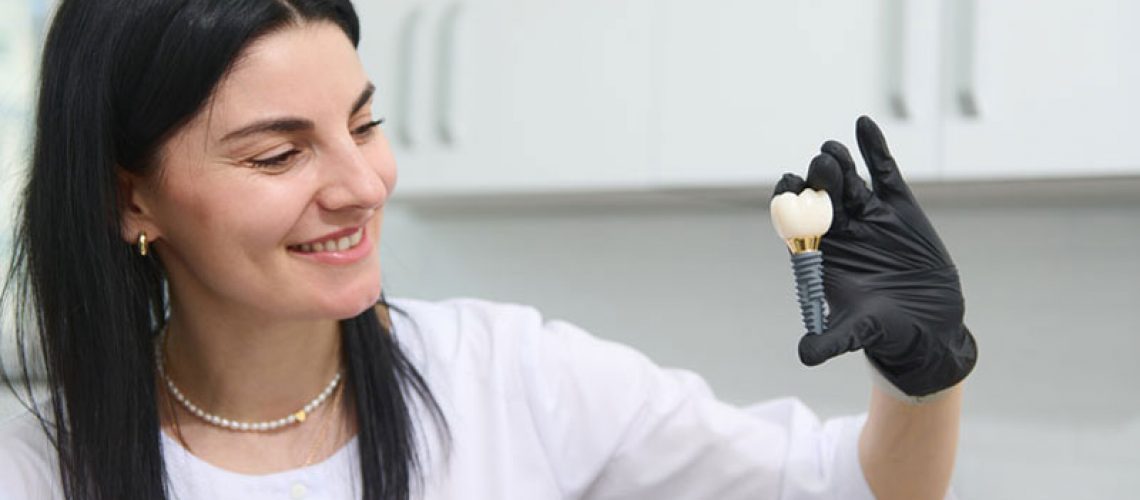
[0,0,976,499]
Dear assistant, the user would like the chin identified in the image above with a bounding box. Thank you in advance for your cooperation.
[322,281,383,320]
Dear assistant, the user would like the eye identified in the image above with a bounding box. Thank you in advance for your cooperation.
[248,149,302,169]
[352,118,385,140]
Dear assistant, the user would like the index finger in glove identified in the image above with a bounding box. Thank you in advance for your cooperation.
[804,153,848,232]
[772,172,807,198]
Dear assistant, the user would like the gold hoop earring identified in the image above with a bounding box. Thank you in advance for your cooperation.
[137,231,149,257]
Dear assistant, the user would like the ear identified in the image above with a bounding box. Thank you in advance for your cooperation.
[117,169,162,245]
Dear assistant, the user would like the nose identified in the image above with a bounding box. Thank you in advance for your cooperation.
[314,137,389,214]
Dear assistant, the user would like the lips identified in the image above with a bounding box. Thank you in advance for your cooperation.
[288,227,365,254]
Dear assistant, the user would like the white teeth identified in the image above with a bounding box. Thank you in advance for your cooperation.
[293,228,365,254]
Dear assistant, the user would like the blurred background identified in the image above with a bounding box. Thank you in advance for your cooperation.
[2,1,1139,498]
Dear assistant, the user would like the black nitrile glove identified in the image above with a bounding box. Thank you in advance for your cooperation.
[773,116,977,397]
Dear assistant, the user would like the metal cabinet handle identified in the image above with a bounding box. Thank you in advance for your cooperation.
[885,0,910,120]
[435,2,464,147]
[397,6,425,148]
[953,0,980,118]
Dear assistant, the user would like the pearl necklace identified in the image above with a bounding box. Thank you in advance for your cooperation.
[154,328,344,433]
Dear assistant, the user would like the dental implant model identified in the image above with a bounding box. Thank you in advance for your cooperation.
[770,189,833,335]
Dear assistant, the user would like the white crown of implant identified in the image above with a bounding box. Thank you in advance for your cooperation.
[770,189,833,240]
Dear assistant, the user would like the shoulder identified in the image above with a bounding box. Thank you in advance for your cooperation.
[383,296,646,370]
[386,296,545,334]
[384,296,660,407]
[381,297,667,484]
[0,406,64,498]
[384,296,550,361]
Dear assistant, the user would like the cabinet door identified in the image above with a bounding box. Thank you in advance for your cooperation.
[358,0,653,199]
[655,0,941,188]
[942,0,1140,179]
[354,0,441,191]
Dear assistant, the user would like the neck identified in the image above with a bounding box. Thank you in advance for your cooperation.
[162,301,344,423]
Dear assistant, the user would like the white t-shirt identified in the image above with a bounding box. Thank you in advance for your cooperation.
[0,297,877,499]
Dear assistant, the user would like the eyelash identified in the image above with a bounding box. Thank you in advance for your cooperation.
[249,150,301,169]
[353,118,385,137]
[247,118,386,169]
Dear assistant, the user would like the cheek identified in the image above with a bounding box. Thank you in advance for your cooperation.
[157,177,303,259]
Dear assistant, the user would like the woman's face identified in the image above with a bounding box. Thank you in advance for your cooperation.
[124,22,395,322]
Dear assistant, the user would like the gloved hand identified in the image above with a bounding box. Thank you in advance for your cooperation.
[773,116,977,397]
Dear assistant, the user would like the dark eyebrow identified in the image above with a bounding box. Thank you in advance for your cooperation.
[220,118,313,143]
[351,82,376,116]
[220,82,376,143]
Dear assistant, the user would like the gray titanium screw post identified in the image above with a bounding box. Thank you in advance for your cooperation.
[790,251,827,335]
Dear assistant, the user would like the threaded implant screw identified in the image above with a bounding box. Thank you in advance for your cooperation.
[790,251,827,335]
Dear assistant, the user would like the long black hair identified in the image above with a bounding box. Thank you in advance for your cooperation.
[0,1,444,498]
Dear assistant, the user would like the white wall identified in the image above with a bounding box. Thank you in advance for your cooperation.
[380,178,1140,499]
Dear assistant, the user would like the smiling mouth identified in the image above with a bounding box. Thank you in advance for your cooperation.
[288,227,365,254]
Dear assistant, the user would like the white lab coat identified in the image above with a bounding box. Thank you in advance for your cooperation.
[0,297,879,499]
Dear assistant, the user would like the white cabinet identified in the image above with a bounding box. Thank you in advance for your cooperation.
[941,0,1140,179]
[655,0,941,187]
[657,0,1140,186]
[357,0,1140,200]
[356,0,653,198]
